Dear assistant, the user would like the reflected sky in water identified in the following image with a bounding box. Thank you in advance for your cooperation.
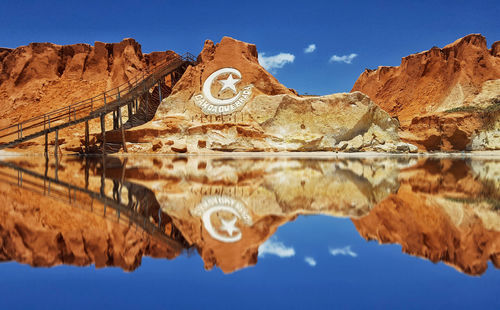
[0,155,499,309]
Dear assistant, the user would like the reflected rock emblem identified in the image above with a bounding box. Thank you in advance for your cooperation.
[192,196,252,243]
[193,67,253,115]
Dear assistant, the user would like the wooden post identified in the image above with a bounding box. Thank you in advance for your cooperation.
[116,108,120,128]
[100,157,105,197]
[158,81,162,103]
[43,156,48,194]
[85,157,89,190]
[85,120,89,154]
[128,102,132,118]
[54,129,59,159]
[103,94,107,113]
[100,113,106,155]
[54,129,59,181]
[112,110,117,130]
[44,155,48,180]
[121,126,127,152]
[44,132,48,157]
[118,107,127,153]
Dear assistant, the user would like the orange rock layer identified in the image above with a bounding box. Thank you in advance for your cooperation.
[353,158,500,275]
[0,181,181,270]
[352,34,500,151]
[0,39,176,128]
[1,157,499,276]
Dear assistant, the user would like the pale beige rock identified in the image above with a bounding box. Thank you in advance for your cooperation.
[470,114,500,150]
[124,156,402,273]
[123,37,416,154]
[352,34,500,151]
[346,135,363,151]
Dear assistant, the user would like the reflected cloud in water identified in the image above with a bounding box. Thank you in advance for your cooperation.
[258,237,295,258]
[329,246,358,257]
[0,155,499,276]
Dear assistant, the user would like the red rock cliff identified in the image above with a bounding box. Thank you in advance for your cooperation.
[352,34,500,151]
[353,158,500,275]
[0,174,183,271]
[0,39,177,128]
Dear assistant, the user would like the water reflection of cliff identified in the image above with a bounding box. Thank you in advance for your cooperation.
[353,158,500,275]
[0,155,499,275]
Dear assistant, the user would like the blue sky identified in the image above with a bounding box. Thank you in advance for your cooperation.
[1,0,499,94]
[1,216,499,309]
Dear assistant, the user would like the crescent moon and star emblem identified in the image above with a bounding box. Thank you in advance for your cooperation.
[191,196,252,243]
[193,68,253,115]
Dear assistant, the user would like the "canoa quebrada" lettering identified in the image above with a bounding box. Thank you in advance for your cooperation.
[192,67,253,115]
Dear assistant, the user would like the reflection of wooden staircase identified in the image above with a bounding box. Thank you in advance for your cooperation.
[0,158,189,250]
[0,53,196,154]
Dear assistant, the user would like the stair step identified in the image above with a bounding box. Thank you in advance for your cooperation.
[0,58,194,150]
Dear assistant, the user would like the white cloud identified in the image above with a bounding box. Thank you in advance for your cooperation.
[304,44,316,53]
[304,256,317,267]
[329,246,357,257]
[259,238,295,258]
[258,52,295,73]
[329,53,358,64]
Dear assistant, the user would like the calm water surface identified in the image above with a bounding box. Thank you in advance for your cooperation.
[0,155,499,309]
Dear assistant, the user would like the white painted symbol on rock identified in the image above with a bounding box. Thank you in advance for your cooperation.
[193,68,253,115]
[202,205,242,243]
[191,196,253,243]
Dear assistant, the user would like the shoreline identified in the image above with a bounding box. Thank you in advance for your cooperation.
[1,149,500,159]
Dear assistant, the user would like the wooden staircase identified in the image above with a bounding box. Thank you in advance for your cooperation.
[0,53,196,154]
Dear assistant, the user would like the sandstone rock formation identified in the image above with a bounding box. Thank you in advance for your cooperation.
[0,155,402,273]
[0,39,176,129]
[1,155,499,276]
[0,176,182,270]
[0,36,415,154]
[353,158,500,275]
[117,37,415,153]
[352,34,500,151]
[173,37,294,99]
[94,155,403,273]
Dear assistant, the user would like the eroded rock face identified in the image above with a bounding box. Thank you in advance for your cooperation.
[122,36,415,153]
[0,39,176,128]
[2,156,500,276]
[352,34,500,151]
[0,180,181,270]
[353,158,500,275]
[171,37,294,101]
[116,156,402,273]
[0,155,402,273]
[400,112,490,151]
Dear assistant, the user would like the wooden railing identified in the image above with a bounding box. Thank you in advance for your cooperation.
[0,52,196,149]
[0,158,188,250]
